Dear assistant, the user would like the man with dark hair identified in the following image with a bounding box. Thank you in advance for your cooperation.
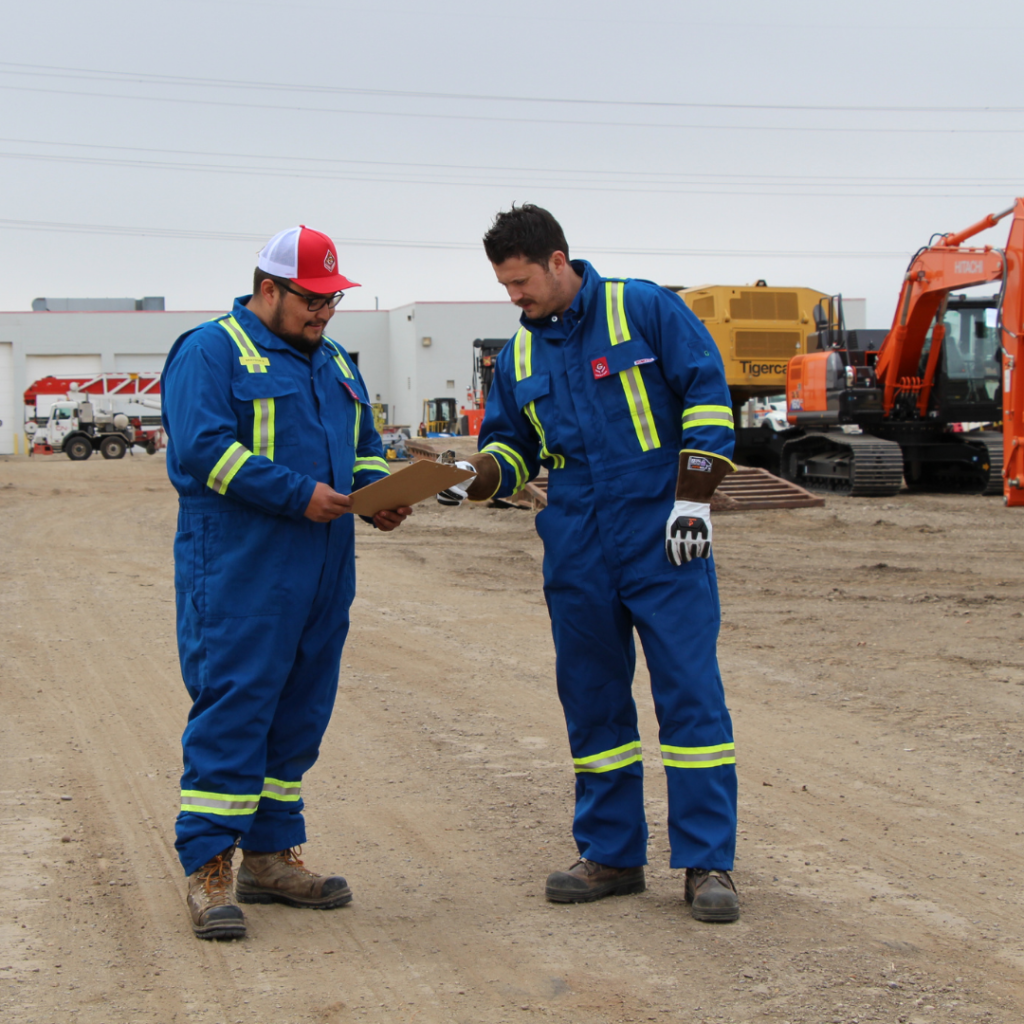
[163,225,411,940]
[439,204,740,922]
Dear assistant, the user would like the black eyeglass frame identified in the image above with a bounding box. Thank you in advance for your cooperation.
[275,279,345,311]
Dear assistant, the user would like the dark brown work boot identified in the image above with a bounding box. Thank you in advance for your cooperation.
[685,868,739,922]
[186,847,246,940]
[545,857,646,903]
[236,846,352,909]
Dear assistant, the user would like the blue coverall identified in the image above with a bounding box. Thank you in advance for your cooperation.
[479,261,737,870]
[162,298,389,875]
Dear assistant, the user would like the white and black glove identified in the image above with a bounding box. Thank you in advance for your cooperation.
[436,460,477,506]
[665,500,712,564]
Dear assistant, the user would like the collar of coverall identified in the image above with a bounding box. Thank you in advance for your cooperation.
[232,296,336,367]
[519,259,595,330]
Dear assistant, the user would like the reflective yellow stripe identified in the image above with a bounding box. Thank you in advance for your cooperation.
[682,405,735,432]
[661,742,736,769]
[605,280,632,344]
[574,741,643,774]
[353,400,362,449]
[681,448,737,471]
[510,327,562,466]
[261,778,302,802]
[325,337,354,379]
[180,789,261,815]
[206,441,252,494]
[481,451,504,499]
[622,366,660,451]
[605,281,661,451]
[218,316,270,373]
[513,327,532,381]
[354,456,391,475]
[482,441,528,492]
[252,397,275,461]
[685,418,735,429]
[523,401,566,469]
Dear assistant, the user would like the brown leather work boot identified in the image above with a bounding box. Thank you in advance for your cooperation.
[236,846,352,909]
[186,846,246,940]
[545,857,646,903]
[685,868,739,922]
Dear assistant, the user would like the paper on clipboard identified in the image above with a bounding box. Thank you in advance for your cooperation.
[348,460,475,516]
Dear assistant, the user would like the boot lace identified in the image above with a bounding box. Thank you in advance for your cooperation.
[280,846,318,877]
[197,853,235,906]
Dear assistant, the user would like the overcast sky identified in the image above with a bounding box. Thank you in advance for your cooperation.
[3,0,1023,325]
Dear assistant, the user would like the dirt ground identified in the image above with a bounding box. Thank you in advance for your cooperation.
[2,453,1023,1024]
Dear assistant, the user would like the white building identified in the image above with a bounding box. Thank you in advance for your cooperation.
[0,298,522,454]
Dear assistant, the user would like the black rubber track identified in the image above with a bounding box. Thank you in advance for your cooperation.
[781,432,904,497]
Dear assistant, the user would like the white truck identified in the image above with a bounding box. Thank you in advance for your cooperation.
[24,374,164,460]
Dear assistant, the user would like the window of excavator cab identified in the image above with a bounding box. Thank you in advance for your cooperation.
[940,306,1000,388]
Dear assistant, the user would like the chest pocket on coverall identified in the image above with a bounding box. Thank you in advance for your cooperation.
[590,338,667,453]
[513,373,563,468]
[231,375,301,458]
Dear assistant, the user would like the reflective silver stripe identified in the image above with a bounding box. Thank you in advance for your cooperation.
[682,407,734,428]
[181,795,259,812]
[514,328,532,380]
[661,744,736,767]
[325,338,354,378]
[261,780,301,801]
[482,442,528,492]
[253,398,273,457]
[609,282,629,344]
[574,742,643,773]
[624,369,658,449]
[208,443,250,494]
[219,316,270,373]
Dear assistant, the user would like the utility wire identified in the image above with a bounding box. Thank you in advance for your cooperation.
[3,136,1023,186]
[0,149,1016,199]
[1,60,1022,114]
[0,218,911,258]
[5,84,1024,135]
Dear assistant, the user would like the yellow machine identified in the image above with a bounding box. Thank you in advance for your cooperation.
[674,282,829,467]
[419,397,459,436]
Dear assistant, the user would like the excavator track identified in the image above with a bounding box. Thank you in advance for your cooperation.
[780,432,904,497]
[971,431,1005,496]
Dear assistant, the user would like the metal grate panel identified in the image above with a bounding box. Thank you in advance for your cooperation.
[734,330,802,358]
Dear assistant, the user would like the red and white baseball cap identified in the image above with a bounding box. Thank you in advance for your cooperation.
[257,225,360,294]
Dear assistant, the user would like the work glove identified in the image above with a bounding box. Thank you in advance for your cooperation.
[436,460,477,506]
[665,500,712,565]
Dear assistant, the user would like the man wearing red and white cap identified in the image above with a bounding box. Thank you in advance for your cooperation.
[162,226,411,940]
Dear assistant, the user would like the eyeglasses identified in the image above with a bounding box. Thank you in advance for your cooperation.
[276,280,345,312]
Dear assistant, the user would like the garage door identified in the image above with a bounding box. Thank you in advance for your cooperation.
[0,342,12,455]
[25,354,103,418]
[25,353,103,381]
[115,353,168,373]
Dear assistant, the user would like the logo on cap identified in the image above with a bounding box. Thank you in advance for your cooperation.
[592,358,611,379]
[324,249,336,272]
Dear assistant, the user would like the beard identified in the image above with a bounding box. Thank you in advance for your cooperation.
[268,305,325,354]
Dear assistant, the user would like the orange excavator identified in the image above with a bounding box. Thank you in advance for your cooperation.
[783,199,1024,504]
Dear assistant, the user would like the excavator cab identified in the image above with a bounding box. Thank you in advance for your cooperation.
[920,295,1001,421]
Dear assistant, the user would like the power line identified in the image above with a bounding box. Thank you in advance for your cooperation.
[3,136,1023,187]
[0,218,911,258]
[6,83,1024,135]
[0,149,1017,200]
[1,60,1022,114]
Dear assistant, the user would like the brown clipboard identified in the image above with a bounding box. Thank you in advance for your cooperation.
[348,460,475,516]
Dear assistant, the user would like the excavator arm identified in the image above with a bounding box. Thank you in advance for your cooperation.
[1002,204,1024,505]
[874,204,1019,418]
